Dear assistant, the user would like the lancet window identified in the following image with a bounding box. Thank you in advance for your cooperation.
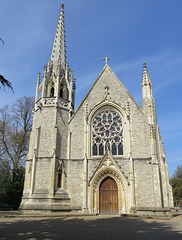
[92,106,123,156]
[57,167,63,188]
[50,82,55,97]
[60,84,63,98]
[50,87,54,97]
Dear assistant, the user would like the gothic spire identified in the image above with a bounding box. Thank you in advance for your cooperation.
[141,62,152,88]
[141,62,153,99]
[51,3,66,69]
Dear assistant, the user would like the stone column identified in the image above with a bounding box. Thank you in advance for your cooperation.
[50,149,56,196]
[127,101,136,212]
[35,73,40,103]
[82,104,89,212]
[50,77,60,196]
[29,127,40,196]
[150,124,162,207]
[30,149,36,196]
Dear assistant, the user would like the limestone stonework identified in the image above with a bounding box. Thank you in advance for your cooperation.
[20,4,173,217]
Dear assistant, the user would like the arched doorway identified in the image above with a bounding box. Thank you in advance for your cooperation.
[99,177,118,214]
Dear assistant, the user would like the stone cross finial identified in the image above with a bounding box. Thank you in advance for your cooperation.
[104,157,112,167]
[102,55,110,64]
[143,62,147,68]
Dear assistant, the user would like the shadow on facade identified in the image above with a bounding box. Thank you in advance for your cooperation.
[0,215,182,240]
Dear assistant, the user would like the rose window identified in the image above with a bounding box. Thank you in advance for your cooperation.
[92,106,123,156]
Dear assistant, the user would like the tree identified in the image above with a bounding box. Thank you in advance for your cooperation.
[173,165,182,179]
[0,163,25,209]
[0,96,34,209]
[0,38,13,92]
[0,163,11,204]
[170,165,182,206]
[0,75,13,92]
[0,38,4,45]
[0,96,34,181]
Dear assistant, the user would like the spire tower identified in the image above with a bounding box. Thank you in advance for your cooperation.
[33,3,75,111]
[141,62,153,99]
[51,3,66,69]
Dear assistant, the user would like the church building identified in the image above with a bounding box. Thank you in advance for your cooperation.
[20,4,173,216]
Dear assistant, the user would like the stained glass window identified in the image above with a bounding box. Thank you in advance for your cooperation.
[92,106,123,156]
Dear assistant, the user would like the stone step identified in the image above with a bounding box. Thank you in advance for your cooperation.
[53,189,70,201]
[50,204,71,211]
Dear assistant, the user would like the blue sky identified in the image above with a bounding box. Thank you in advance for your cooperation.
[0,0,182,177]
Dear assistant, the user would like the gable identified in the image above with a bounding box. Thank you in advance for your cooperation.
[70,64,143,123]
[89,150,124,182]
[89,150,130,188]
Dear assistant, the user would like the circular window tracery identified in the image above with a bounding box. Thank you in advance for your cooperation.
[92,106,123,156]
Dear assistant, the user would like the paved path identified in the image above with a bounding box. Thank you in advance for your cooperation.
[0,214,182,240]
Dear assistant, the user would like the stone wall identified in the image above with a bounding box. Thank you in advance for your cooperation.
[67,159,84,208]
[20,65,173,215]
[34,158,52,193]
[36,107,55,157]
[69,65,151,160]
[57,107,69,159]
[134,159,155,207]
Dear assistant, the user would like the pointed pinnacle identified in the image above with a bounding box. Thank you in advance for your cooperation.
[50,3,66,66]
[37,72,41,84]
[73,78,76,90]
[141,62,152,87]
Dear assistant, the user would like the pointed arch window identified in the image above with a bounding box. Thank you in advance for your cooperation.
[60,84,69,100]
[50,82,55,97]
[60,84,63,98]
[57,167,63,188]
[91,106,123,156]
[50,87,54,97]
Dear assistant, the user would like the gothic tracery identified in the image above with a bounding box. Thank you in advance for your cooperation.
[92,106,123,156]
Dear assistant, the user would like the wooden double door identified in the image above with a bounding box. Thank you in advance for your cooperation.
[99,177,118,214]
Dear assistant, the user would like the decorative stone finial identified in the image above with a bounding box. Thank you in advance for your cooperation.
[141,61,152,93]
[126,101,130,119]
[104,86,109,99]
[85,103,89,122]
[72,78,76,90]
[37,72,41,84]
[162,143,166,155]
[106,142,109,151]
[102,55,110,65]
[43,64,47,78]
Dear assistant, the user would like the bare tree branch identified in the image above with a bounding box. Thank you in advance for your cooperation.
[0,75,14,92]
[0,96,34,181]
[0,38,4,45]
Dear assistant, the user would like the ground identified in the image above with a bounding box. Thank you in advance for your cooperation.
[0,213,182,240]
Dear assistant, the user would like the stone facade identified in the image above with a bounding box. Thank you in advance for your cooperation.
[20,4,173,217]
